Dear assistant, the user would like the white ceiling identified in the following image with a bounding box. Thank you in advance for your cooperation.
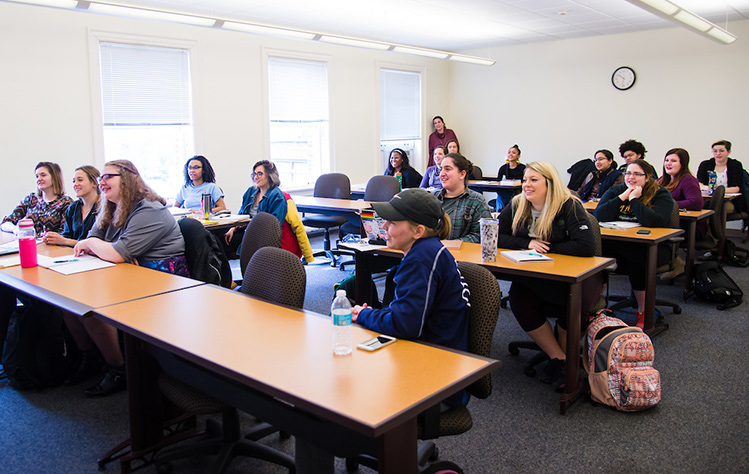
[96,0,749,51]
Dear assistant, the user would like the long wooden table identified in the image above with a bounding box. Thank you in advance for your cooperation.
[584,200,713,300]
[467,179,522,194]
[340,240,614,415]
[291,195,372,226]
[93,284,500,474]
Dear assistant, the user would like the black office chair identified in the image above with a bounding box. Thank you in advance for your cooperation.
[608,200,684,315]
[338,176,402,271]
[237,212,282,284]
[301,173,351,266]
[468,165,483,180]
[508,212,607,377]
[346,261,501,472]
[155,247,304,474]
[178,218,232,289]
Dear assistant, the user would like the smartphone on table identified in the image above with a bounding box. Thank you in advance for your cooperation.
[357,335,396,352]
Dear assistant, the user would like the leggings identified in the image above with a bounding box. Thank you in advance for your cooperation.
[510,273,603,333]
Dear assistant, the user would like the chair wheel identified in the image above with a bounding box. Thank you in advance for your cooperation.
[280,431,291,440]
[674,307,682,314]
[508,346,519,356]
[524,366,536,378]
[345,458,359,472]
[429,446,440,462]
[156,462,173,473]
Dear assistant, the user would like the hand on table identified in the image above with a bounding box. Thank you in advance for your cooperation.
[528,239,550,253]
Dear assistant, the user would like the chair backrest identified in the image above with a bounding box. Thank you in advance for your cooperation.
[670,200,680,229]
[239,212,282,277]
[313,173,351,200]
[178,218,232,287]
[584,211,603,257]
[708,185,726,242]
[240,246,307,309]
[364,175,401,202]
[456,261,501,399]
[469,165,483,179]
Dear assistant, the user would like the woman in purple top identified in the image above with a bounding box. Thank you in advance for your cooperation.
[658,147,703,279]
[428,116,458,167]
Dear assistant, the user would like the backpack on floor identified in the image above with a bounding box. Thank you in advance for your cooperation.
[584,313,661,412]
[723,240,749,268]
[693,261,743,310]
[1,302,72,390]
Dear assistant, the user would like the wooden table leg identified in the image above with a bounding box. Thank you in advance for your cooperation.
[644,244,669,338]
[378,418,418,474]
[353,251,372,306]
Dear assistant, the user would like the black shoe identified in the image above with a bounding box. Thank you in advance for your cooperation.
[64,350,102,386]
[538,358,564,385]
[84,365,126,398]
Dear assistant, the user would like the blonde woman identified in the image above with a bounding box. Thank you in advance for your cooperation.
[44,165,100,247]
[499,161,601,391]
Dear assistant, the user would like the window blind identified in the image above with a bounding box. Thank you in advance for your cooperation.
[268,57,328,123]
[380,69,420,141]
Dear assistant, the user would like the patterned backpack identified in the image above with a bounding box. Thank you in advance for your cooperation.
[584,313,661,411]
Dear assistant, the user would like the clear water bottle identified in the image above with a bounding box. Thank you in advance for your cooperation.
[18,218,37,268]
[707,170,717,195]
[331,289,352,356]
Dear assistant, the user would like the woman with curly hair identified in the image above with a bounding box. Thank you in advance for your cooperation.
[174,155,226,213]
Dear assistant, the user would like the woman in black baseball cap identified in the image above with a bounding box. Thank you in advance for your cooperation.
[352,189,472,407]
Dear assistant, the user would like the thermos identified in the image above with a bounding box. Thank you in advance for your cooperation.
[18,218,38,268]
[201,193,212,219]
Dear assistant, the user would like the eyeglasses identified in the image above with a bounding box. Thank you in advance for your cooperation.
[188,165,202,171]
[594,157,610,162]
[97,173,121,183]
[624,172,646,178]
[252,171,265,179]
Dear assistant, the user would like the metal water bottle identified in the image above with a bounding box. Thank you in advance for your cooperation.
[707,170,717,195]
[331,289,352,356]
[18,218,37,268]
[201,193,212,219]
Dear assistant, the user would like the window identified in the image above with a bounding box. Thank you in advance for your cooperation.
[98,42,194,198]
[268,56,329,189]
[380,68,421,171]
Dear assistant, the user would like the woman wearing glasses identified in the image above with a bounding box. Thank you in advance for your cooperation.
[577,149,623,201]
[595,159,675,329]
[70,160,187,397]
[174,155,226,213]
[224,160,313,262]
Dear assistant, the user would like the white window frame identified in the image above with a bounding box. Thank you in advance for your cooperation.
[262,48,333,191]
[376,61,425,171]
[87,30,200,184]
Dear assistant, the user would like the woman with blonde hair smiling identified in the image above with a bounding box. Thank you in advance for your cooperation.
[499,161,601,391]
[44,165,100,247]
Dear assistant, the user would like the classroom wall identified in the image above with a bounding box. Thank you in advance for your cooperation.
[449,19,749,182]
[0,2,450,212]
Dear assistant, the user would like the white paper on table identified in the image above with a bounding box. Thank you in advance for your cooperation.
[599,221,642,230]
[212,214,250,224]
[37,254,116,275]
[0,256,21,268]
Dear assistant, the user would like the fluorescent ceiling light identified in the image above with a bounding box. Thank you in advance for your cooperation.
[448,55,496,66]
[392,46,448,59]
[7,0,77,7]
[707,27,737,44]
[87,3,215,27]
[638,0,680,15]
[222,21,316,40]
[318,35,390,51]
[673,9,711,32]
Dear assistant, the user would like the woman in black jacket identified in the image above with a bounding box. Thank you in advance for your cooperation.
[595,159,675,329]
[697,139,745,213]
[500,160,602,390]
[384,148,422,189]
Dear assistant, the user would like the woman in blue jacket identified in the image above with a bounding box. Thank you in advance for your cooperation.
[500,161,602,391]
[352,189,470,407]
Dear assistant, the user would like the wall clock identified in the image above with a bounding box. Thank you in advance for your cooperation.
[612,66,636,91]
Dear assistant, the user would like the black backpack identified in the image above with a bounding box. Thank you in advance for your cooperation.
[693,261,743,310]
[2,301,73,390]
[723,239,749,268]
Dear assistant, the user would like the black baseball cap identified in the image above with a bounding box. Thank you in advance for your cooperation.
[371,189,443,229]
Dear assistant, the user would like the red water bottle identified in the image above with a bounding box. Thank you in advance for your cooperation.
[18,218,38,268]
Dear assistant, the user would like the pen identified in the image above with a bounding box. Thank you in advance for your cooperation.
[53,258,78,264]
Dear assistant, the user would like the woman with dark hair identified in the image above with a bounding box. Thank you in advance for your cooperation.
[500,161,601,390]
[224,160,313,262]
[44,165,101,247]
[496,144,526,211]
[577,149,623,201]
[71,160,187,396]
[595,159,675,329]
[428,116,459,167]
[434,153,492,242]
[352,189,470,407]
[384,148,422,189]
[697,140,745,213]
[446,139,459,155]
[2,162,73,234]
[420,146,446,190]
[174,155,226,213]
[618,139,648,172]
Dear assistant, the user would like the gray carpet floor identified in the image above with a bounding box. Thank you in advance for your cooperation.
[1,234,748,473]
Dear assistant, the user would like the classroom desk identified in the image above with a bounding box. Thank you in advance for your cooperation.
[351,182,367,199]
[291,195,372,226]
[467,179,522,194]
[93,283,500,473]
[0,242,202,316]
[598,227,684,336]
[584,200,714,300]
[171,213,250,233]
[340,241,613,415]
